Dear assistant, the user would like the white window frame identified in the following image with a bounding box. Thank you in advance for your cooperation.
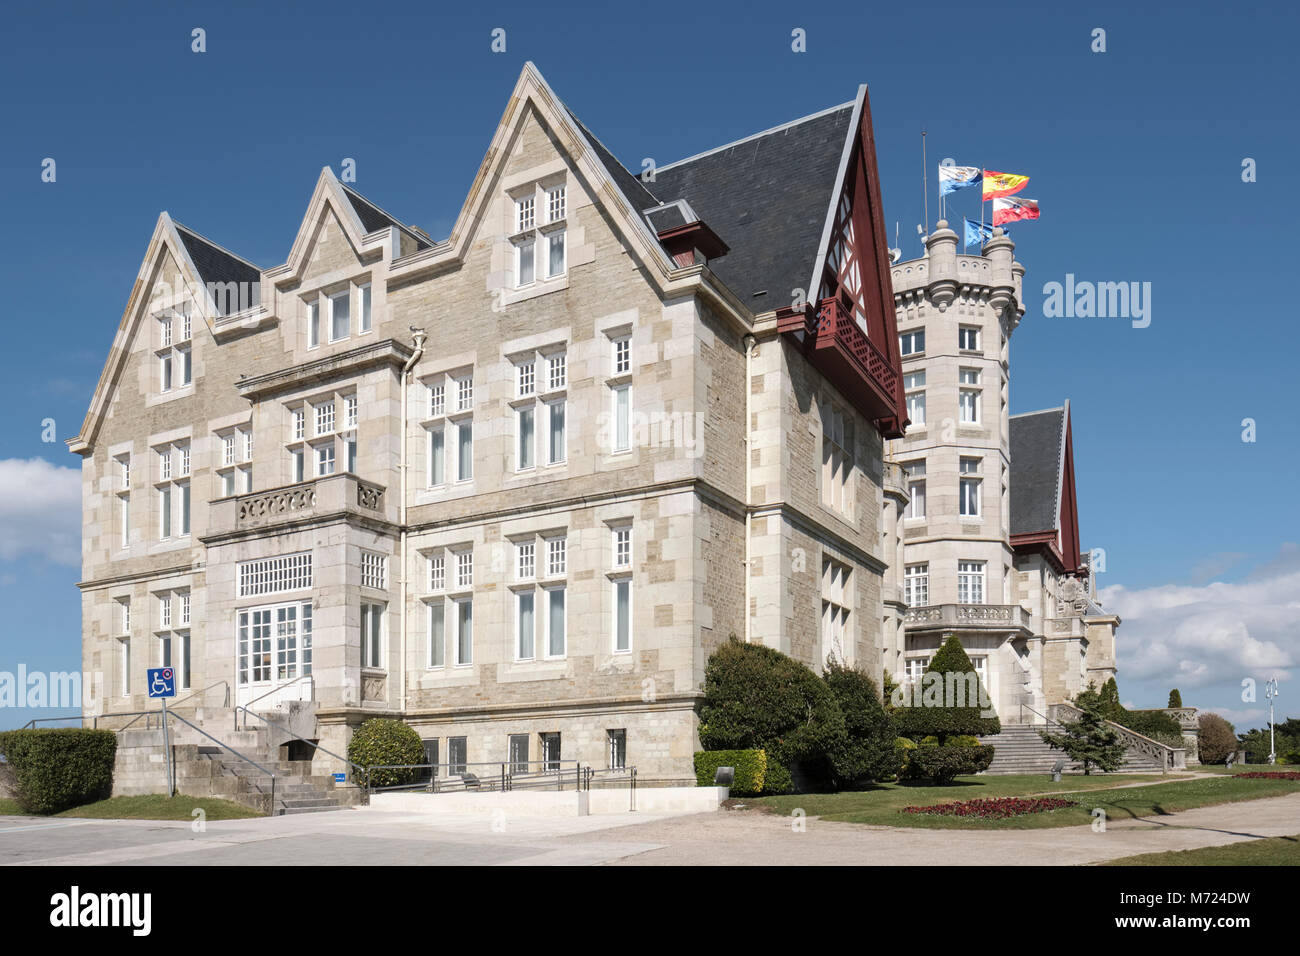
[958,561,987,604]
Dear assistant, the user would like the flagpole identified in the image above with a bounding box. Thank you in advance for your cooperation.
[921,131,929,238]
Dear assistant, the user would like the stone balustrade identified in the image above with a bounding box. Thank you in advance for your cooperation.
[904,603,1032,631]
[206,473,390,537]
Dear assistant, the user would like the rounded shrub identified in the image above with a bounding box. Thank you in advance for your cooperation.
[1197,713,1237,764]
[698,636,845,794]
[823,659,898,789]
[347,718,425,789]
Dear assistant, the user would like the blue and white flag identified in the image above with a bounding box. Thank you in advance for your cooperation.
[939,164,982,196]
[963,218,1007,247]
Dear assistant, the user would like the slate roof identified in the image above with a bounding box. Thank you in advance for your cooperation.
[173,223,262,315]
[340,184,433,250]
[641,104,856,306]
[1009,406,1066,535]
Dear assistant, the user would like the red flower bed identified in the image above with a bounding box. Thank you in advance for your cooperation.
[901,796,1077,819]
[1234,771,1300,780]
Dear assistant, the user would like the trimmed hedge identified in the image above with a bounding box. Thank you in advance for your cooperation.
[0,729,117,815]
[693,749,767,795]
[904,744,995,785]
[824,660,898,788]
[346,718,425,788]
[698,637,845,794]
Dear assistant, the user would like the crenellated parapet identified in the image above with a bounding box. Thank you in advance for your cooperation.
[890,220,1026,333]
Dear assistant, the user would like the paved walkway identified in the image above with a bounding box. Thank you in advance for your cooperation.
[1,791,1295,866]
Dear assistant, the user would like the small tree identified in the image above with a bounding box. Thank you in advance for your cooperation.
[894,635,1001,741]
[1198,713,1237,764]
[1167,689,1183,708]
[823,659,897,787]
[1039,698,1125,774]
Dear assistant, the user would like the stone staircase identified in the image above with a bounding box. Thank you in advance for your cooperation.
[978,724,1166,775]
[110,708,364,815]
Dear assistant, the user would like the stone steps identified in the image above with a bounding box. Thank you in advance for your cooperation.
[979,726,1165,775]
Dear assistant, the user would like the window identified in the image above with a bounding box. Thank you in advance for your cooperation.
[899,329,925,355]
[316,443,336,477]
[516,542,535,581]
[428,554,445,591]
[517,360,535,397]
[546,400,565,465]
[611,384,631,453]
[154,441,190,540]
[237,600,312,685]
[960,458,981,517]
[958,561,986,604]
[344,394,358,429]
[515,239,536,287]
[292,408,305,441]
[904,656,930,685]
[516,406,535,470]
[427,425,445,486]
[237,552,312,598]
[546,186,566,223]
[329,290,350,342]
[454,598,473,665]
[509,734,530,774]
[613,527,631,569]
[116,455,131,550]
[821,558,852,665]
[345,435,357,474]
[516,196,536,232]
[315,401,335,436]
[540,732,561,771]
[821,402,853,515]
[159,485,172,538]
[156,314,192,393]
[456,420,473,480]
[426,601,445,667]
[217,425,252,497]
[904,371,926,426]
[428,383,445,417]
[959,371,981,424]
[545,586,565,658]
[361,603,384,669]
[307,300,320,349]
[515,590,535,660]
[119,598,131,634]
[904,460,926,520]
[455,549,473,589]
[613,578,631,653]
[156,589,191,689]
[547,353,566,391]
[359,284,372,333]
[958,326,980,351]
[546,537,566,577]
[904,563,929,607]
[448,736,468,775]
[545,229,565,278]
[360,551,386,590]
[607,729,627,771]
[119,638,131,697]
[612,335,631,375]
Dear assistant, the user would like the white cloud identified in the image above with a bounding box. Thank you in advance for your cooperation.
[0,458,80,566]
[1099,545,1299,693]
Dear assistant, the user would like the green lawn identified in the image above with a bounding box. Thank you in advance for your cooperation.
[1104,835,1300,866]
[0,795,261,820]
[745,773,1300,829]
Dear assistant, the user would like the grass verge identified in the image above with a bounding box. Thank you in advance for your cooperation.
[1103,834,1300,866]
[746,773,1300,829]
[0,795,261,820]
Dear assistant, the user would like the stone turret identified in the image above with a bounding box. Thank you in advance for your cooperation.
[923,220,960,311]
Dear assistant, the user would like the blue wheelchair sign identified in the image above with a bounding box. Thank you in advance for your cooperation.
[147,667,176,699]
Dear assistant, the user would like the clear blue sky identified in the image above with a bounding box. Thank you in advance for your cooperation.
[1,0,1295,729]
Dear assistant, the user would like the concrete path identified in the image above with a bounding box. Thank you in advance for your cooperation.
[1,791,1295,866]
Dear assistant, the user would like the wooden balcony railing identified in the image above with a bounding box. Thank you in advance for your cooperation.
[778,297,905,435]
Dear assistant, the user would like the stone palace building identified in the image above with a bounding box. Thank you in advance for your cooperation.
[70,64,1118,785]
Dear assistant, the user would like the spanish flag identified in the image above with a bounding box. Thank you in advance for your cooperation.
[992,196,1040,226]
[982,170,1029,200]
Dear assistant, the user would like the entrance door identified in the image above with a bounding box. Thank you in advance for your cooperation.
[237,599,313,708]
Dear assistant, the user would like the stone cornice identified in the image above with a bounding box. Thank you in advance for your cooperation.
[236,338,413,401]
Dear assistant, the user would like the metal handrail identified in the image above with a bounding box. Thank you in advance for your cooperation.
[118,680,231,732]
[233,705,365,779]
[19,716,83,729]
[91,710,166,731]
[363,759,584,795]
[235,675,314,727]
[163,709,278,810]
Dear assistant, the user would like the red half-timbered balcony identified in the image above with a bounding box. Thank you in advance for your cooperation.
[777,297,907,438]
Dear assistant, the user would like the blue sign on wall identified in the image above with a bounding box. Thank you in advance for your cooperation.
[147,667,176,699]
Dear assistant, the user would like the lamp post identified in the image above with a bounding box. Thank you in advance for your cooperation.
[1265,676,1279,765]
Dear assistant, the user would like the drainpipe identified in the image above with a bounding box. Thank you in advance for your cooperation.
[742,333,756,644]
[399,327,427,714]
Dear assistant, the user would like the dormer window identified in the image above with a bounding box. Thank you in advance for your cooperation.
[516,197,536,232]
[157,313,192,393]
[329,290,350,342]
[546,186,566,223]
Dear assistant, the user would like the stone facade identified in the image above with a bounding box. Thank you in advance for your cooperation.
[887,221,1118,723]
[71,65,904,784]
